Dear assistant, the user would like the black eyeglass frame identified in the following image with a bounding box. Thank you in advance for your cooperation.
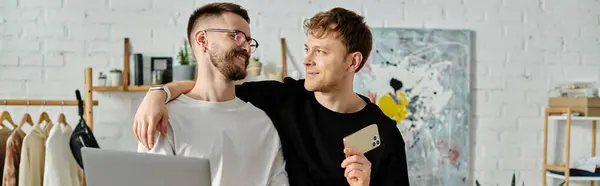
[202,28,259,52]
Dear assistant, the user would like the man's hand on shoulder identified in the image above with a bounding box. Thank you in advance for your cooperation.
[133,90,169,151]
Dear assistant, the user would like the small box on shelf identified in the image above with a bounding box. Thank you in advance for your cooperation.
[548,97,600,117]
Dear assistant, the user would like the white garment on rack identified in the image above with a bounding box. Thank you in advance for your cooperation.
[137,95,289,186]
[42,123,82,186]
[18,122,53,186]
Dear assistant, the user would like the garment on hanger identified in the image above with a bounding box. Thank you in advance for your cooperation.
[0,128,14,180]
[2,130,25,186]
[0,111,18,179]
[18,121,53,186]
[43,123,82,186]
[69,90,100,169]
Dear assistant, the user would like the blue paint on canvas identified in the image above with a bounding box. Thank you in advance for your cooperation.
[354,28,472,186]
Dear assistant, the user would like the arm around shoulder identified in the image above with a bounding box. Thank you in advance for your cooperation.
[236,78,296,109]
[134,81,191,151]
[137,123,176,155]
[164,80,195,102]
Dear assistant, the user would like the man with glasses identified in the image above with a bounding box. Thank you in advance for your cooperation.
[136,3,288,186]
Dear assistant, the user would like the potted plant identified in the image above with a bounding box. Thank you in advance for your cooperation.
[109,69,122,86]
[173,39,196,81]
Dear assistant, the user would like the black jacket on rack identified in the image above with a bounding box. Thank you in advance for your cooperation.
[69,90,100,169]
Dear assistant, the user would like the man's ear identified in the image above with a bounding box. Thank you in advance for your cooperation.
[347,52,363,72]
[194,30,208,52]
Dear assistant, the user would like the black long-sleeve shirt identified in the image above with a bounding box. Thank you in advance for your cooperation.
[236,77,410,186]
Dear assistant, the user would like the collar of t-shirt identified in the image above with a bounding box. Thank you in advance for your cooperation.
[176,94,247,110]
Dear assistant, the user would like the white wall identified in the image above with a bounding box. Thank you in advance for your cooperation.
[1,0,599,185]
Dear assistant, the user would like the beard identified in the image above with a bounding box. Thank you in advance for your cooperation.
[208,44,249,81]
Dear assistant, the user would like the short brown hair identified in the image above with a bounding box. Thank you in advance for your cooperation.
[187,3,250,46]
[303,7,372,72]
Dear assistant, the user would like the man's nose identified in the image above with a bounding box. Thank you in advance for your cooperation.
[304,52,315,66]
[241,42,251,54]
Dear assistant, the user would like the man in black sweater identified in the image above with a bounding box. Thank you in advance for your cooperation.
[133,7,409,186]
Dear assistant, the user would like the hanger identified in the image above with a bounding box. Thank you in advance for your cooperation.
[0,111,16,129]
[16,113,34,131]
[57,101,67,126]
[57,113,67,126]
[37,112,53,131]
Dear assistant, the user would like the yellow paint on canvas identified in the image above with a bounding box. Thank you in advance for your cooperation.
[377,90,409,123]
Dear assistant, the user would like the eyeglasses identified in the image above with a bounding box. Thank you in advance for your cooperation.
[202,28,259,53]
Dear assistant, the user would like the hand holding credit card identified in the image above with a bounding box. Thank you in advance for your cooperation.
[343,124,381,155]
[341,124,380,186]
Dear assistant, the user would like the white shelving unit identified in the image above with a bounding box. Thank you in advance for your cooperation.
[543,108,599,186]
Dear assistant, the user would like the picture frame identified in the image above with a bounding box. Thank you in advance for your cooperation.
[150,57,173,84]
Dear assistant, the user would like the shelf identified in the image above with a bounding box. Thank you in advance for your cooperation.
[547,171,600,181]
[92,85,151,92]
[548,116,600,121]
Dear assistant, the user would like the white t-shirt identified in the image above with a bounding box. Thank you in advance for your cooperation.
[137,94,289,186]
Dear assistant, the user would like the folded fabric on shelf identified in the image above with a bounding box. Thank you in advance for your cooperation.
[549,169,600,177]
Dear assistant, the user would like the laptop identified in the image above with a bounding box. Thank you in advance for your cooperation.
[81,147,211,186]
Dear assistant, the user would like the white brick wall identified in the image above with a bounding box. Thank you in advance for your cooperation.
[1,0,599,185]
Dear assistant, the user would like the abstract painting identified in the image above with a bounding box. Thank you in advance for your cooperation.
[354,28,472,186]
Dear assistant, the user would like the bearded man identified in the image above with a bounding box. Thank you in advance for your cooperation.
[136,3,289,186]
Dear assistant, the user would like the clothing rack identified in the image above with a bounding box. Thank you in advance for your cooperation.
[0,68,99,186]
[0,68,98,130]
